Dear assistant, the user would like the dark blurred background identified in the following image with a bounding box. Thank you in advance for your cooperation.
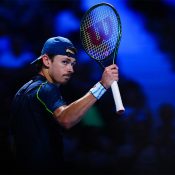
[0,0,175,174]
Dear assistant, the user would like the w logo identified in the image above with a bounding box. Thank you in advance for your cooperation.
[86,16,113,46]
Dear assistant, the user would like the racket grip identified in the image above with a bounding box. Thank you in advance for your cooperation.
[111,81,125,114]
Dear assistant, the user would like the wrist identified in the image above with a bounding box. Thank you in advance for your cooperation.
[89,82,107,100]
[100,80,110,90]
[99,81,108,89]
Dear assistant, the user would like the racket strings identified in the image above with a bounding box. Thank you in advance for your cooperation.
[81,4,121,61]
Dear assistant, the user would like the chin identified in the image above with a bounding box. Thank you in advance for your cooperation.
[61,80,69,85]
[54,79,68,85]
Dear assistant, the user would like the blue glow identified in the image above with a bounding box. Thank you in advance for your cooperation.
[115,1,175,112]
[81,0,175,114]
[0,36,11,52]
[0,51,34,68]
[0,36,34,68]
[54,10,80,35]
[163,0,175,7]
[81,0,105,11]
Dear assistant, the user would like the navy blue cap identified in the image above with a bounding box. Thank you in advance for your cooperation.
[31,36,76,64]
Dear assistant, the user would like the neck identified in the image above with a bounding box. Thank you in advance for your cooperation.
[39,69,53,83]
[39,69,60,87]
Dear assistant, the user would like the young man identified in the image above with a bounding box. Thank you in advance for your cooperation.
[11,36,119,174]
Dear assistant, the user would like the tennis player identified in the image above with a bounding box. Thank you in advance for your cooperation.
[11,36,119,174]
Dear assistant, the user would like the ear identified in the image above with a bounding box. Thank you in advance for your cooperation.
[42,55,50,68]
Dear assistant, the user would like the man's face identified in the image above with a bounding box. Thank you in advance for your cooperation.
[48,55,76,85]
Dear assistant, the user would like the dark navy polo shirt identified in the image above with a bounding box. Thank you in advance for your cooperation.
[11,74,66,173]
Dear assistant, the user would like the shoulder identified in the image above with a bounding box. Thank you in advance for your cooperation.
[37,82,64,103]
[38,82,61,96]
[36,82,66,113]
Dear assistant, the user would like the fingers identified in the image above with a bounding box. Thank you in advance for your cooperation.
[105,65,118,75]
[106,64,118,70]
[100,64,119,89]
[109,65,119,81]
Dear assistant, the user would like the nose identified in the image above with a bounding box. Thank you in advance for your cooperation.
[67,64,74,73]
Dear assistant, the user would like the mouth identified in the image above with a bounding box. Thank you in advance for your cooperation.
[63,74,72,80]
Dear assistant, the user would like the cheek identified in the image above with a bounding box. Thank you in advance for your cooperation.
[49,65,62,80]
[53,68,62,78]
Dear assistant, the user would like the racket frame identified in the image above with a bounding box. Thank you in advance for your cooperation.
[80,2,125,114]
[80,2,122,64]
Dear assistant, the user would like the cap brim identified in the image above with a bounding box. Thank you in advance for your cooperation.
[30,56,42,64]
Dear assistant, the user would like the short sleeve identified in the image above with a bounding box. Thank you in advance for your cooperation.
[37,82,66,113]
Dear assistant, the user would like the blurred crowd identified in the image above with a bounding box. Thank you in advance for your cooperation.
[0,0,175,174]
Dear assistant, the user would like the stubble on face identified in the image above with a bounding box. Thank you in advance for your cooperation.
[49,55,76,85]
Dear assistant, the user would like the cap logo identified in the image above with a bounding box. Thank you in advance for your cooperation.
[66,48,75,55]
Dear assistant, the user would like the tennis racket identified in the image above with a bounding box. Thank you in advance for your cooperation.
[80,2,125,114]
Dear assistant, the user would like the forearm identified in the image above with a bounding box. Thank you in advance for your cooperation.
[53,64,118,129]
[53,92,97,129]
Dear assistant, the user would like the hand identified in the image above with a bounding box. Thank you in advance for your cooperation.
[100,64,119,89]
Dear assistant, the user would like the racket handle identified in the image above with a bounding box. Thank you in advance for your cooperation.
[111,81,125,114]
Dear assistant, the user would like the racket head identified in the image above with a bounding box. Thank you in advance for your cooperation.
[80,3,122,62]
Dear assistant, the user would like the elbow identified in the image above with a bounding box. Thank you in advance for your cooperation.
[60,120,74,130]
[54,109,74,129]
[54,108,83,130]
[59,114,83,130]
[61,121,72,130]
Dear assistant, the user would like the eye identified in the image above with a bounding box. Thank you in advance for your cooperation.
[62,60,69,65]
[71,62,76,67]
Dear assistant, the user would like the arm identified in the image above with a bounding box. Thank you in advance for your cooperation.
[53,92,96,129]
[53,64,119,129]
